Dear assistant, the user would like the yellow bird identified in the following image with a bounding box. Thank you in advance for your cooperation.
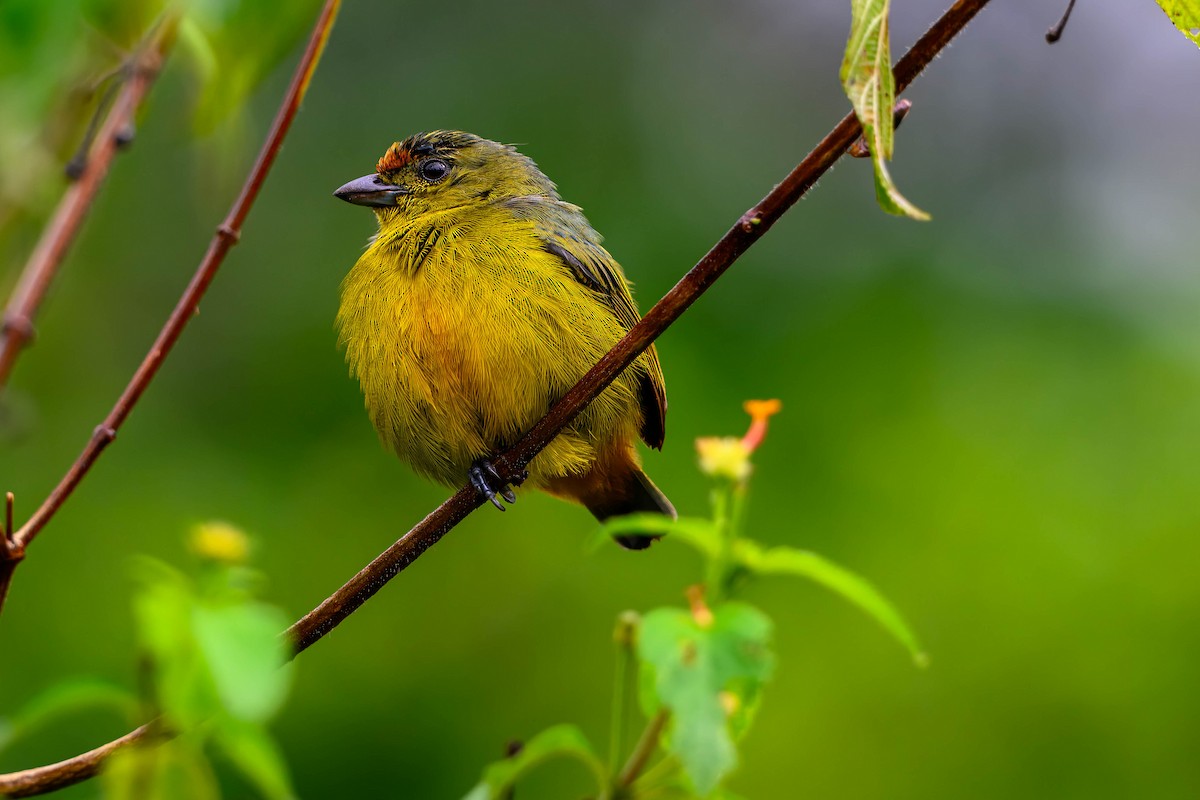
[334,131,673,547]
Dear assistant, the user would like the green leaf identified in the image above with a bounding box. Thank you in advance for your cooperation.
[1156,0,1200,48]
[461,724,608,800]
[212,716,296,800]
[736,542,927,666]
[101,738,220,800]
[192,601,293,723]
[723,676,763,744]
[131,558,219,729]
[592,514,720,557]
[177,16,219,85]
[183,0,323,133]
[0,678,137,753]
[841,0,929,220]
[637,604,774,795]
[710,790,749,800]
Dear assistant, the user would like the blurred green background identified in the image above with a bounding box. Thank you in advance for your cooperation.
[4,0,1200,797]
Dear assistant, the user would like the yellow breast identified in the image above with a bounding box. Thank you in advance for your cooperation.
[337,206,647,488]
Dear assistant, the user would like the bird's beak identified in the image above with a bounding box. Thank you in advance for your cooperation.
[333,173,409,207]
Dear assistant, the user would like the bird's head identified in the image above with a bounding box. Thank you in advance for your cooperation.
[333,131,558,222]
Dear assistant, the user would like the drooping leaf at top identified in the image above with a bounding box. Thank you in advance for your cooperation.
[840,0,929,220]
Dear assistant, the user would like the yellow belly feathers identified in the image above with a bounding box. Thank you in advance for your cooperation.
[337,204,649,489]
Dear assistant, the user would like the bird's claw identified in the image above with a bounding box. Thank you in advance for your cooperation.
[469,459,516,511]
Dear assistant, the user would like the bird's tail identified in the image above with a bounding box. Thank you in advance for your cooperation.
[598,469,676,550]
[546,462,675,550]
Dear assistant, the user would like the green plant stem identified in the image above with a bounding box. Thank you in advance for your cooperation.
[706,485,733,603]
[729,483,747,541]
[616,711,668,790]
[631,754,680,792]
[607,662,628,775]
[725,482,749,592]
[608,613,640,774]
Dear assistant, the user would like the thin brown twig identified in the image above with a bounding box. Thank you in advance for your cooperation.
[0,0,987,794]
[0,19,177,389]
[0,493,15,612]
[4,0,341,565]
[616,711,670,789]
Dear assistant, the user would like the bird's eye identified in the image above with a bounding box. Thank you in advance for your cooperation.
[419,159,450,183]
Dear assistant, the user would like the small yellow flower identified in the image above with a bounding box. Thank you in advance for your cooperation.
[695,436,752,482]
[189,521,250,565]
[695,399,782,481]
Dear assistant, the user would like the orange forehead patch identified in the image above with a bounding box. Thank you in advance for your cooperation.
[376,144,410,173]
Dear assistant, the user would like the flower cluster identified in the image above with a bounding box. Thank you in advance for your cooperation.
[694,399,782,482]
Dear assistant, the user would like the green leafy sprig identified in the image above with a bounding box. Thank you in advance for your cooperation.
[466,400,924,799]
[0,522,297,800]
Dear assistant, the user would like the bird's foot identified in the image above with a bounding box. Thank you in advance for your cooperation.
[469,459,518,511]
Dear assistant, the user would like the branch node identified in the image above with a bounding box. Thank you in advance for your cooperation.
[739,214,763,233]
[3,494,23,563]
[115,123,137,149]
[64,156,89,181]
[849,99,914,158]
[216,223,241,244]
[136,48,165,77]
[1,314,36,345]
[2,540,25,564]
[92,424,118,445]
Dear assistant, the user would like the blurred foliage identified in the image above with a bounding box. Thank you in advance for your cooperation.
[178,0,321,133]
[0,0,317,263]
[3,1,1200,798]
[636,602,774,796]
[0,523,294,798]
[463,726,607,800]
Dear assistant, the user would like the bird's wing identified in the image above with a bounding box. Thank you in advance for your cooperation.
[504,196,667,450]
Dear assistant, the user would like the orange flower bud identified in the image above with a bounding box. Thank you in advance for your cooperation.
[687,584,714,628]
[740,399,782,453]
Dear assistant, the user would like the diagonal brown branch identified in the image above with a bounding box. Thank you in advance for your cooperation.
[0,19,177,389]
[0,0,987,794]
[288,0,991,655]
